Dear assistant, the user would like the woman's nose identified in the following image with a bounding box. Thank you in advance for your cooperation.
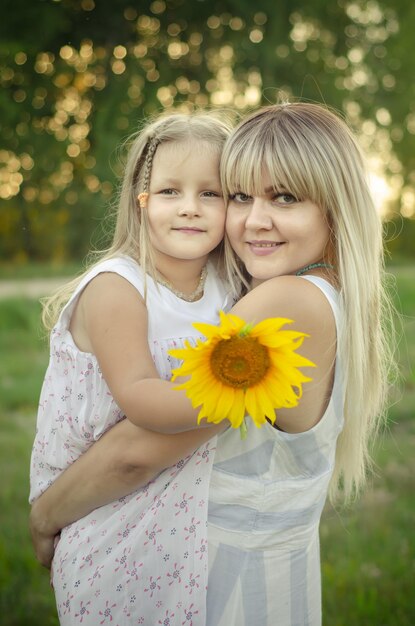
[245,198,273,230]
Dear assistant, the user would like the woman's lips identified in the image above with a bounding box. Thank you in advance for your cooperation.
[248,241,284,255]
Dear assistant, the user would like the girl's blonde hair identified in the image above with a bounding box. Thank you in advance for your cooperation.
[221,102,397,503]
[42,109,233,331]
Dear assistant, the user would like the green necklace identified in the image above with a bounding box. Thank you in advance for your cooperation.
[295,262,335,276]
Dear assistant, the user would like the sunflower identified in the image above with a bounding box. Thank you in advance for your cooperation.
[169,311,315,435]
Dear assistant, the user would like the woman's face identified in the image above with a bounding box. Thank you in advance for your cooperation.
[226,170,331,286]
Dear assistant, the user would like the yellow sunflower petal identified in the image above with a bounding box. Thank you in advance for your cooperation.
[200,386,226,417]
[207,386,235,423]
[226,390,246,428]
[245,387,266,427]
[265,371,301,405]
[258,331,308,349]
[183,380,223,412]
[261,372,298,406]
[192,311,245,341]
[218,310,246,331]
[191,322,225,341]
[250,317,293,336]
[171,357,210,380]
[250,383,277,425]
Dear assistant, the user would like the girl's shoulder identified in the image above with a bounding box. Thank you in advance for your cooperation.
[78,255,144,296]
[57,256,145,328]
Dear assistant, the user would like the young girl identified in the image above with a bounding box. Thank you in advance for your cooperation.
[29,110,236,625]
[31,103,396,625]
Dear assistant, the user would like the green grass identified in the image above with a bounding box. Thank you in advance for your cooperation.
[0,267,413,625]
[0,261,83,280]
[0,299,58,624]
[320,265,415,626]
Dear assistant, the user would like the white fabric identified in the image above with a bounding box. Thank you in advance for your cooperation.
[206,276,345,626]
[29,255,232,625]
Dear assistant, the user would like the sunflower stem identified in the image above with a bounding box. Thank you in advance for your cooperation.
[238,323,254,337]
[239,418,248,440]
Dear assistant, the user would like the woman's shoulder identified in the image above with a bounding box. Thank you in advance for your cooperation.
[233,275,339,434]
[232,274,336,333]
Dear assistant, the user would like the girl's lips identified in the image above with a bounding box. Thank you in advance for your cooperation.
[248,241,284,256]
[173,228,205,234]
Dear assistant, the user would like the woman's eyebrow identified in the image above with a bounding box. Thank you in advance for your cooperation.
[264,185,284,193]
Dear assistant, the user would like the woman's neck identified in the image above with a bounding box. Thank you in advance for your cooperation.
[249,262,336,290]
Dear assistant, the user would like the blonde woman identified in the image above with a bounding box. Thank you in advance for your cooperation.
[31,103,395,625]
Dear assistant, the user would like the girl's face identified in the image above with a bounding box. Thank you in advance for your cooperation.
[146,141,225,270]
[226,170,331,287]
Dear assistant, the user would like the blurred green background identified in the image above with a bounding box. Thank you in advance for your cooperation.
[0,0,414,624]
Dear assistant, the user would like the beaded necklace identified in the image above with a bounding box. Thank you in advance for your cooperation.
[155,265,208,302]
[295,262,335,276]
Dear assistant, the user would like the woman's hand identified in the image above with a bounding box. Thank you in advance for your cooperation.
[28,419,226,566]
[29,499,60,568]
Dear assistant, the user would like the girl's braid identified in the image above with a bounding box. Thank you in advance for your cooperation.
[137,135,159,209]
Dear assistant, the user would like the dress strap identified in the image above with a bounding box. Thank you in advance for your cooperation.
[57,256,145,329]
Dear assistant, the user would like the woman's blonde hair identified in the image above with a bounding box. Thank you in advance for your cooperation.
[42,109,233,331]
[221,102,397,503]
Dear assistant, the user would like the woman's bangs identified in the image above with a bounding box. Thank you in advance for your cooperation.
[223,120,322,204]
[223,138,265,197]
[263,143,311,201]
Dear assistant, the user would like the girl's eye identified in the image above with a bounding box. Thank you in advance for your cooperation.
[273,192,298,205]
[159,188,177,195]
[229,192,252,203]
[202,191,222,198]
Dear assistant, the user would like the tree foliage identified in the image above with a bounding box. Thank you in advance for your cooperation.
[1,0,414,262]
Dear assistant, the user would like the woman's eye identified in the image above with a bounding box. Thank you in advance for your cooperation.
[230,192,252,203]
[274,192,298,204]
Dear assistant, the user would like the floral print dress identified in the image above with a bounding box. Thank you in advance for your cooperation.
[29,256,232,626]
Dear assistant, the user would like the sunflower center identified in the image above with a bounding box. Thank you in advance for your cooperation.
[210,336,270,389]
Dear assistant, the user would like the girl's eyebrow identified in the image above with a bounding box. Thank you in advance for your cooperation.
[152,177,179,186]
[154,177,221,188]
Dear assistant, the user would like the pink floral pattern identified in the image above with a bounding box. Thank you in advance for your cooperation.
[30,258,230,625]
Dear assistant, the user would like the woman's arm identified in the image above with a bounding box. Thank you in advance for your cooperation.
[30,418,225,567]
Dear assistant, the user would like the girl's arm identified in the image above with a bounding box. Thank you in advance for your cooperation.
[30,418,225,567]
[117,275,337,434]
[82,272,335,434]
[76,272,210,433]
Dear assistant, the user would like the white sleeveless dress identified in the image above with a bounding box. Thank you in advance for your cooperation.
[29,255,232,626]
[206,276,345,626]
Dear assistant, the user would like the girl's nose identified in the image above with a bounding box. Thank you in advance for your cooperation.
[245,198,273,230]
[177,195,201,217]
